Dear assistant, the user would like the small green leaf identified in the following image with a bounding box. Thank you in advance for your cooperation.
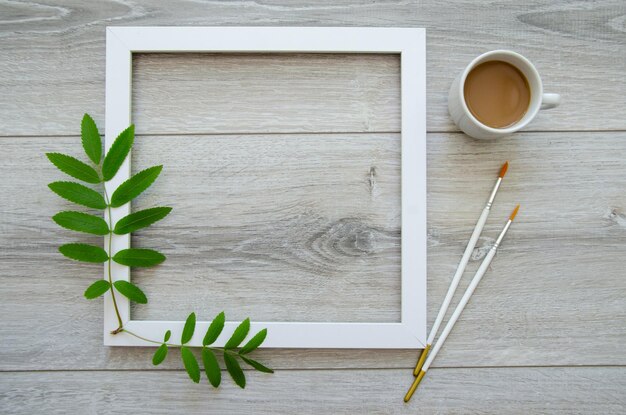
[152,343,168,366]
[181,347,200,383]
[59,243,109,263]
[113,280,147,304]
[224,318,250,349]
[239,328,267,355]
[53,211,109,235]
[113,207,172,235]
[81,114,102,164]
[202,348,221,388]
[46,153,100,184]
[203,311,225,346]
[240,355,274,374]
[102,125,134,181]
[224,352,245,388]
[84,280,111,299]
[112,248,165,267]
[49,181,106,209]
[181,312,196,344]
[110,166,162,208]
[164,330,171,342]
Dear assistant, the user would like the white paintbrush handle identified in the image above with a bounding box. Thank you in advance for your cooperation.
[427,206,490,344]
[422,245,497,372]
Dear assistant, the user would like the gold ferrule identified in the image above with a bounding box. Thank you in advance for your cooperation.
[404,370,427,403]
[413,344,431,376]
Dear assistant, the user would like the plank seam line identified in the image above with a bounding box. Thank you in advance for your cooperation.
[1,129,624,139]
[1,364,625,373]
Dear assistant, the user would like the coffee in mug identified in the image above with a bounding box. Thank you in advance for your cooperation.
[463,61,530,129]
[448,50,560,139]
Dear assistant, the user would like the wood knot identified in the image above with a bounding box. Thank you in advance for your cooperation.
[368,166,377,195]
[471,237,495,261]
[307,218,398,259]
[604,207,626,229]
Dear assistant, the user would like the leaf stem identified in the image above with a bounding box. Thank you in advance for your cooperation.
[102,181,123,332]
[122,328,235,354]
[122,328,168,345]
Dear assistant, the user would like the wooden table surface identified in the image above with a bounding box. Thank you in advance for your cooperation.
[1,1,625,414]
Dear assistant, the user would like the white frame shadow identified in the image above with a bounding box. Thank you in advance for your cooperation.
[104,26,426,348]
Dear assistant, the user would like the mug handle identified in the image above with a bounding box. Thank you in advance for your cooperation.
[541,93,561,110]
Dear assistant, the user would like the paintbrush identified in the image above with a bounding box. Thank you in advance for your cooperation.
[404,205,520,402]
[411,161,509,378]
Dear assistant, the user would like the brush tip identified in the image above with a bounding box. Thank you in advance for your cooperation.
[509,204,520,221]
[499,161,509,178]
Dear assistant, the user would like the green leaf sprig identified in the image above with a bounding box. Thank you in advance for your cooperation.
[149,312,273,388]
[47,114,273,390]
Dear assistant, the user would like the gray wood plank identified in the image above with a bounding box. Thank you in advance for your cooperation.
[1,131,624,371]
[1,367,625,414]
[132,52,400,135]
[1,1,625,136]
[128,132,401,323]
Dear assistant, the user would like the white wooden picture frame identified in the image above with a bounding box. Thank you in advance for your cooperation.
[104,26,426,348]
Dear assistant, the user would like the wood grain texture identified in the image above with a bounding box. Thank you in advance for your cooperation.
[129,132,401,323]
[1,131,624,372]
[132,52,401,135]
[0,1,625,136]
[1,368,625,414]
[1,2,625,413]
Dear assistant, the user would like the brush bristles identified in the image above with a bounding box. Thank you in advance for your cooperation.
[499,161,509,178]
[509,204,520,221]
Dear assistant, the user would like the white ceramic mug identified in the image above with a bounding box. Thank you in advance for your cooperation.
[448,50,560,139]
